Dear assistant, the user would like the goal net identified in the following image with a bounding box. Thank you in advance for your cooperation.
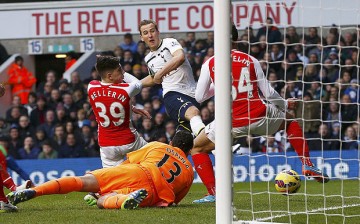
[227,0,360,223]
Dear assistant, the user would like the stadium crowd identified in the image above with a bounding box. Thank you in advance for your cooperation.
[0,19,359,160]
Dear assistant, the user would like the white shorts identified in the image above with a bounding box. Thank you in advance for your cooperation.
[232,103,284,138]
[100,130,147,168]
[204,104,284,144]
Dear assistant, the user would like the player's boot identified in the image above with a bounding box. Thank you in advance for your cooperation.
[0,201,18,212]
[7,189,36,205]
[302,164,330,183]
[83,193,98,207]
[192,194,216,203]
[121,189,148,210]
[16,180,33,191]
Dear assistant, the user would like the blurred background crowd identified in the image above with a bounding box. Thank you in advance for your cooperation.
[0,18,359,160]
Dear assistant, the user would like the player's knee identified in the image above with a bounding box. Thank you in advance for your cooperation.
[185,106,200,119]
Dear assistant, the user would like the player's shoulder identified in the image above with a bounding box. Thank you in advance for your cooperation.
[88,80,102,90]
[162,38,181,48]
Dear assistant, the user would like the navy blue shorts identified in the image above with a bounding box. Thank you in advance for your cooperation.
[163,91,200,131]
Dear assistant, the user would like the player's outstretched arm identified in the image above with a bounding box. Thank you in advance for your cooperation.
[153,49,185,84]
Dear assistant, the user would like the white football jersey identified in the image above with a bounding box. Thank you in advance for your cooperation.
[144,38,196,97]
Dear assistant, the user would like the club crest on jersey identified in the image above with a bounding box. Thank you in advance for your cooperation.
[177,97,184,103]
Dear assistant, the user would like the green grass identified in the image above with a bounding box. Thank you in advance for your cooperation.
[2,180,360,224]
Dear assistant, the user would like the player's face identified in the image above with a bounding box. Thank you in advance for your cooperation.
[109,65,124,84]
[140,23,160,51]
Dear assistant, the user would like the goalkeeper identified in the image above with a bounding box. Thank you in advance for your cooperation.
[8,131,194,210]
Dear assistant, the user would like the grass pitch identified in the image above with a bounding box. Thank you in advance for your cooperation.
[1,180,359,224]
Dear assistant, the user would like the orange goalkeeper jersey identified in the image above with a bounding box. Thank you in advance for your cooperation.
[126,141,194,205]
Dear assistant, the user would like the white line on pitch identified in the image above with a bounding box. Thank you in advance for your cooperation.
[255,203,360,222]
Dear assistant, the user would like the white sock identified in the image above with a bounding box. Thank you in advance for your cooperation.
[190,115,205,136]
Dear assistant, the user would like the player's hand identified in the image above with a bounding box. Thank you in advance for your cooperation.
[287,98,298,110]
[153,73,163,84]
[0,83,5,97]
[132,106,152,119]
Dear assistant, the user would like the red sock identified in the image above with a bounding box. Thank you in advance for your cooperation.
[0,173,8,203]
[3,176,16,192]
[34,177,84,197]
[192,153,215,195]
[286,121,313,166]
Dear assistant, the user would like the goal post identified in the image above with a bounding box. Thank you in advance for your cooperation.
[214,0,232,223]
[213,0,360,223]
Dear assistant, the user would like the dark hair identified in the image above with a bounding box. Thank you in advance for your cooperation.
[138,19,158,35]
[232,23,238,41]
[15,56,23,62]
[95,55,120,79]
[171,130,194,154]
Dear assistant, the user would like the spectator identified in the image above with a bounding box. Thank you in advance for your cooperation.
[285,26,300,44]
[122,50,136,66]
[38,140,58,159]
[256,17,282,43]
[139,118,155,142]
[6,106,22,125]
[324,102,342,131]
[47,89,62,110]
[6,95,28,119]
[51,124,66,151]
[62,93,77,121]
[33,127,47,148]
[79,120,98,157]
[113,46,123,61]
[23,92,37,116]
[343,79,359,103]
[304,27,321,54]
[340,94,358,132]
[153,112,166,132]
[37,70,58,94]
[29,96,47,127]
[295,91,321,135]
[244,26,257,43]
[65,121,81,139]
[164,120,176,143]
[133,41,147,63]
[18,136,41,160]
[119,33,138,54]
[185,32,196,50]
[200,106,212,125]
[342,126,358,150]
[65,51,77,71]
[69,71,84,93]
[7,56,37,105]
[58,79,70,95]
[55,103,69,124]
[39,110,56,138]
[0,117,10,138]
[58,133,86,158]
[8,124,22,159]
[17,115,35,142]
[270,44,284,72]
[308,124,340,151]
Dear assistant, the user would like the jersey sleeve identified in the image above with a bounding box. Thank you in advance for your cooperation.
[253,56,287,111]
[167,38,183,55]
[123,72,142,98]
[195,59,214,103]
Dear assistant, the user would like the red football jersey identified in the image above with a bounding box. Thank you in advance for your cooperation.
[207,51,267,127]
[88,80,139,146]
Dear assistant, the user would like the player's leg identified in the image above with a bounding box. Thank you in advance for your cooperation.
[163,91,205,136]
[0,165,17,212]
[98,189,148,210]
[282,112,329,183]
[192,122,216,203]
[6,155,33,186]
[8,174,100,205]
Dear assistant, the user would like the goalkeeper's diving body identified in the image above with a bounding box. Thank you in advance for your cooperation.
[8,131,194,210]
[191,49,330,204]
